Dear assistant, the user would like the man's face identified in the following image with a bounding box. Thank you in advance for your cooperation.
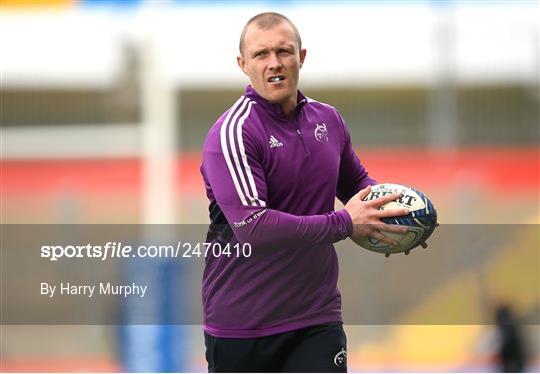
[238,22,306,108]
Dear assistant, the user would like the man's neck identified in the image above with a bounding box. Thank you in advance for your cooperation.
[280,97,297,117]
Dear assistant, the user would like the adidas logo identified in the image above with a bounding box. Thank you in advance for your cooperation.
[269,135,283,148]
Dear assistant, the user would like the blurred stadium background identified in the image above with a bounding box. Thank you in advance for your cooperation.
[1,0,539,372]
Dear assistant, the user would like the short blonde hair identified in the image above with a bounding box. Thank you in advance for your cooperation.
[239,12,302,56]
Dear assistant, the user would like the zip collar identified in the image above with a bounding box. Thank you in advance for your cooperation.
[244,85,308,121]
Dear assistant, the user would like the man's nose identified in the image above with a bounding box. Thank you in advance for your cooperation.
[268,53,282,70]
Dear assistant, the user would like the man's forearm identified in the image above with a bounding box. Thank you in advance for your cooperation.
[232,208,352,251]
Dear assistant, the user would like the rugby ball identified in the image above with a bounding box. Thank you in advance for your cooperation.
[352,183,437,256]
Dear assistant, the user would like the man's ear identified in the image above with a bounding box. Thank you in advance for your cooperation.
[237,55,248,76]
[299,48,307,68]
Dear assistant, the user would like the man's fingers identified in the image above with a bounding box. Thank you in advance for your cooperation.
[369,230,399,246]
[375,224,408,234]
[421,242,428,249]
[356,185,372,201]
[377,208,410,218]
[368,192,402,207]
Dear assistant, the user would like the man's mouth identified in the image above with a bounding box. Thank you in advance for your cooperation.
[268,75,285,83]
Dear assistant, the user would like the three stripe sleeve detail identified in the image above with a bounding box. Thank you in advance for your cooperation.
[219,97,266,208]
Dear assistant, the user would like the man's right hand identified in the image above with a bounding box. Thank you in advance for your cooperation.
[344,185,410,246]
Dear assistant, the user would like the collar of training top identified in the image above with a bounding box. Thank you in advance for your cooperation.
[244,85,308,120]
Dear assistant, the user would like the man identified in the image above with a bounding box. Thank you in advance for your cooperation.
[200,12,409,372]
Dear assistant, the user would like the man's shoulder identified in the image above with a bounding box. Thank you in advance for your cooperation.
[303,96,342,118]
[304,96,337,111]
[204,96,261,148]
[303,96,344,125]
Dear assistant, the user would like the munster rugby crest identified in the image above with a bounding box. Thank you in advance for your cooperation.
[333,347,347,367]
[314,123,328,142]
